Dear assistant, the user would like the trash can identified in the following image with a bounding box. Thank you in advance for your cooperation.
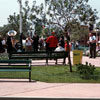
[73,50,83,65]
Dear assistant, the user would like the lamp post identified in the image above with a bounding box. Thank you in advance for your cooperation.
[43,0,46,28]
[18,0,23,49]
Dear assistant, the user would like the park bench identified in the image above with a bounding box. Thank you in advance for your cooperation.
[9,51,68,65]
[0,59,32,82]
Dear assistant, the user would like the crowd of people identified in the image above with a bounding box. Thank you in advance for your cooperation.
[22,32,72,53]
[0,30,99,60]
[0,32,73,53]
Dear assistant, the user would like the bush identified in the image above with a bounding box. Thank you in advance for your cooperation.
[76,62,95,79]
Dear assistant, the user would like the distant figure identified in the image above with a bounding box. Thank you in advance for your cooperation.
[71,41,75,51]
[0,37,5,53]
[39,38,44,50]
[32,33,39,52]
[55,42,65,64]
[44,38,49,51]
[46,32,58,52]
[2,37,6,48]
[65,41,71,52]
[59,36,65,48]
[6,36,13,53]
[75,41,79,49]
[55,42,65,52]
[15,42,22,52]
[25,36,33,52]
[89,32,96,58]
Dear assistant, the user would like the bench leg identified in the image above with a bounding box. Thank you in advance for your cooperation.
[63,58,66,65]
[46,58,48,65]
[29,70,31,82]
[55,59,57,64]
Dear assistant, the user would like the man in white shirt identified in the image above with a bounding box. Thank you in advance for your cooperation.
[89,32,96,58]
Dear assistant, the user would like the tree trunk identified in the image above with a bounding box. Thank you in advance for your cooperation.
[66,39,72,72]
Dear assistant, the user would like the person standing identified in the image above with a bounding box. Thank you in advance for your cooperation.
[46,32,58,52]
[59,36,65,48]
[6,36,13,53]
[0,37,5,53]
[32,33,39,52]
[25,36,33,52]
[89,32,96,58]
[65,41,71,52]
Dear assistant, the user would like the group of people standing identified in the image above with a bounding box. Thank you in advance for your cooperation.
[24,32,70,52]
[0,30,98,60]
[0,36,17,53]
[45,32,71,52]
[25,33,39,52]
[0,31,72,54]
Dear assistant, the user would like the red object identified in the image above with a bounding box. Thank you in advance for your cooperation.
[51,32,55,34]
[46,36,58,48]
[65,42,71,51]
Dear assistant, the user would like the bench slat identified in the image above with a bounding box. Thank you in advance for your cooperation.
[9,51,68,65]
[0,60,31,63]
[0,69,30,72]
[0,60,32,82]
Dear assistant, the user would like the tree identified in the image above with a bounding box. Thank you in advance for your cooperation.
[29,1,47,36]
[1,0,53,39]
[7,1,31,38]
[6,0,46,39]
[45,0,98,72]
[46,0,98,32]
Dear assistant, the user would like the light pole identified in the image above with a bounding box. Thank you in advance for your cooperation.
[18,0,23,49]
[43,0,46,27]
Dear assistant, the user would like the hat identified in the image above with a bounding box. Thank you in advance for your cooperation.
[51,32,55,34]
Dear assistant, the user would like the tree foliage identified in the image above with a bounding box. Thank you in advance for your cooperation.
[0,0,46,38]
[0,0,99,40]
[45,0,98,39]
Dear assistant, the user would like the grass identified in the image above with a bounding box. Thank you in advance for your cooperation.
[31,65,100,83]
[1,65,100,83]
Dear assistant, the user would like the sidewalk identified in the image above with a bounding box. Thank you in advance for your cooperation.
[31,53,100,67]
[82,56,100,67]
[0,79,100,98]
[0,55,100,98]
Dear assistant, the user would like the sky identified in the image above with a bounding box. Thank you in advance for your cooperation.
[0,0,100,27]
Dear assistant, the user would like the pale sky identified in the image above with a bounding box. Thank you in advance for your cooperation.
[0,0,100,27]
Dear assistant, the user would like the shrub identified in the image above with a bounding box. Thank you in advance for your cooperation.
[76,62,95,79]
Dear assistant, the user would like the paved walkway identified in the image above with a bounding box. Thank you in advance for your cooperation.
[0,79,100,98]
[82,56,100,67]
[31,53,100,67]
[0,55,100,98]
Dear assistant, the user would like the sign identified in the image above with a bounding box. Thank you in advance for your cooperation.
[73,50,83,65]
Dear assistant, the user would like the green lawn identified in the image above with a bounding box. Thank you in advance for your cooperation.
[1,65,100,83]
[31,65,100,83]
